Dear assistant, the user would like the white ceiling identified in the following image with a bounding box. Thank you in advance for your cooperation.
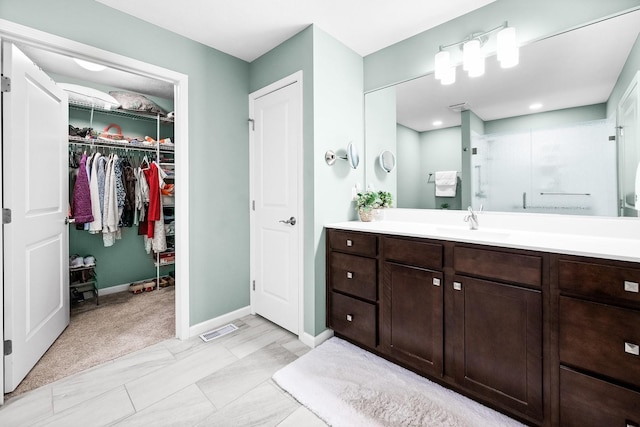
[96,0,497,62]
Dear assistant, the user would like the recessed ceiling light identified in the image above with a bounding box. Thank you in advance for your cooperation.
[433,120,443,126]
[73,58,106,72]
[529,103,543,110]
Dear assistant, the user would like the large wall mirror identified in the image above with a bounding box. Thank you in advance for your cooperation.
[365,9,640,217]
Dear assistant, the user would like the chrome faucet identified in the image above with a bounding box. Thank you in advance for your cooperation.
[464,206,479,230]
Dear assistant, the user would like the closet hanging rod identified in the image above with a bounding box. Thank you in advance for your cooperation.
[68,137,174,153]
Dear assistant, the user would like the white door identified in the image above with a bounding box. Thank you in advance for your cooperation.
[618,72,639,215]
[2,42,69,393]
[250,74,302,334]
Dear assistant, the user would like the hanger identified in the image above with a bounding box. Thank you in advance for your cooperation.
[140,154,150,170]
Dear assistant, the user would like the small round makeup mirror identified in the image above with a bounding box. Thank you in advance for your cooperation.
[346,142,359,169]
[379,150,396,173]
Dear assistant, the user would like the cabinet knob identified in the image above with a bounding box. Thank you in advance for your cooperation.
[453,281,462,291]
[625,342,639,356]
[624,281,639,293]
[346,272,353,279]
[433,278,441,287]
[346,314,353,322]
[346,239,353,247]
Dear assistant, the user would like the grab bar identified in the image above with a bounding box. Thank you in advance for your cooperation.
[539,192,591,196]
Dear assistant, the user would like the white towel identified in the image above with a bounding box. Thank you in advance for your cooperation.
[435,170,457,197]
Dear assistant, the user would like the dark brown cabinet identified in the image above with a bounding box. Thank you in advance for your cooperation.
[326,230,379,349]
[381,236,444,377]
[451,274,543,420]
[326,227,640,426]
[557,255,640,427]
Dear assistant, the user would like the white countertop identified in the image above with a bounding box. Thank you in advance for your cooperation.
[326,209,640,263]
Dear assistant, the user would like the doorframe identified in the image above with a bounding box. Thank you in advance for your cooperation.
[0,20,191,375]
[248,71,304,337]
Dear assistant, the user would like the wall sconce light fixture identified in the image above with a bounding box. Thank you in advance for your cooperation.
[434,21,518,84]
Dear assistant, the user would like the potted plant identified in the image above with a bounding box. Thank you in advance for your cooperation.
[355,190,393,222]
[440,203,450,210]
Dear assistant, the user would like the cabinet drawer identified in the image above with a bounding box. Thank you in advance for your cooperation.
[560,367,640,427]
[558,259,640,306]
[329,291,377,348]
[453,246,542,287]
[382,236,443,270]
[330,252,377,302]
[559,296,640,388]
[328,230,377,257]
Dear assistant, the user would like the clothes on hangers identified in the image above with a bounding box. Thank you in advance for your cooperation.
[72,153,94,224]
[67,143,168,254]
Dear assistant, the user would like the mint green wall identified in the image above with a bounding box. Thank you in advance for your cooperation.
[608,32,640,116]
[365,87,397,194]
[485,104,607,134]
[364,0,640,92]
[396,125,421,208]
[420,127,463,209]
[312,27,364,335]
[0,0,251,326]
[462,111,485,209]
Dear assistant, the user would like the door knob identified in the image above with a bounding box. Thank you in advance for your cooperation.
[279,216,297,226]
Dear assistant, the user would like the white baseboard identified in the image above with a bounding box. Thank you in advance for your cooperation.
[98,284,131,296]
[300,328,334,348]
[188,306,252,338]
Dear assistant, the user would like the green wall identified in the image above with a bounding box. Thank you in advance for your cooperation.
[396,124,421,208]
[365,86,397,194]
[311,27,364,335]
[364,0,640,92]
[0,0,251,326]
[421,127,463,209]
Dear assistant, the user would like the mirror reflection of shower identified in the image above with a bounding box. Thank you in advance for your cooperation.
[471,118,617,216]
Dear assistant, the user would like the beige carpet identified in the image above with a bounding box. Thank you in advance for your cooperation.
[6,286,175,398]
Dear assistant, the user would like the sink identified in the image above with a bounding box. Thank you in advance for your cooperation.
[435,226,511,240]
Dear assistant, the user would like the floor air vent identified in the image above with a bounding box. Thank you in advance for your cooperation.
[200,323,238,342]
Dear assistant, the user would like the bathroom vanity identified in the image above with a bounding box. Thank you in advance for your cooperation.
[326,210,640,426]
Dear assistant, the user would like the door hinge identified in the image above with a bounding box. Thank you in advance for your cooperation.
[2,208,11,224]
[252,200,255,211]
[1,76,10,93]
[4,340,12,356]
[248,118,255,131]
[252,280,256,291]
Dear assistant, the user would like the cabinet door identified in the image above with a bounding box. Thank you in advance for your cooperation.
[381,262,443,376]
[452,275,543,421]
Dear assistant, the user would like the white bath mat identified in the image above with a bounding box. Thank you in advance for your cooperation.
[273,337,525,427]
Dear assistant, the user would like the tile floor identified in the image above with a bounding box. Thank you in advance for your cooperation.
[0,315,328,427]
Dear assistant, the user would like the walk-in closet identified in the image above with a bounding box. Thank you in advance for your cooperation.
[5,42,179,396]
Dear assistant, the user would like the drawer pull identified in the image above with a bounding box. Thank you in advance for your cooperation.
[346,314,353,322]
[625,342,639,356]
[433,278,441,287]
[346,239,353,247]
[346,272,353,279]
[453,281,462,291]
[624,281,639,293]
[626,421,639,427]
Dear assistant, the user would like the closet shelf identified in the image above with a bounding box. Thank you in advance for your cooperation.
[69,136,175,152]
[69,101,174,124]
